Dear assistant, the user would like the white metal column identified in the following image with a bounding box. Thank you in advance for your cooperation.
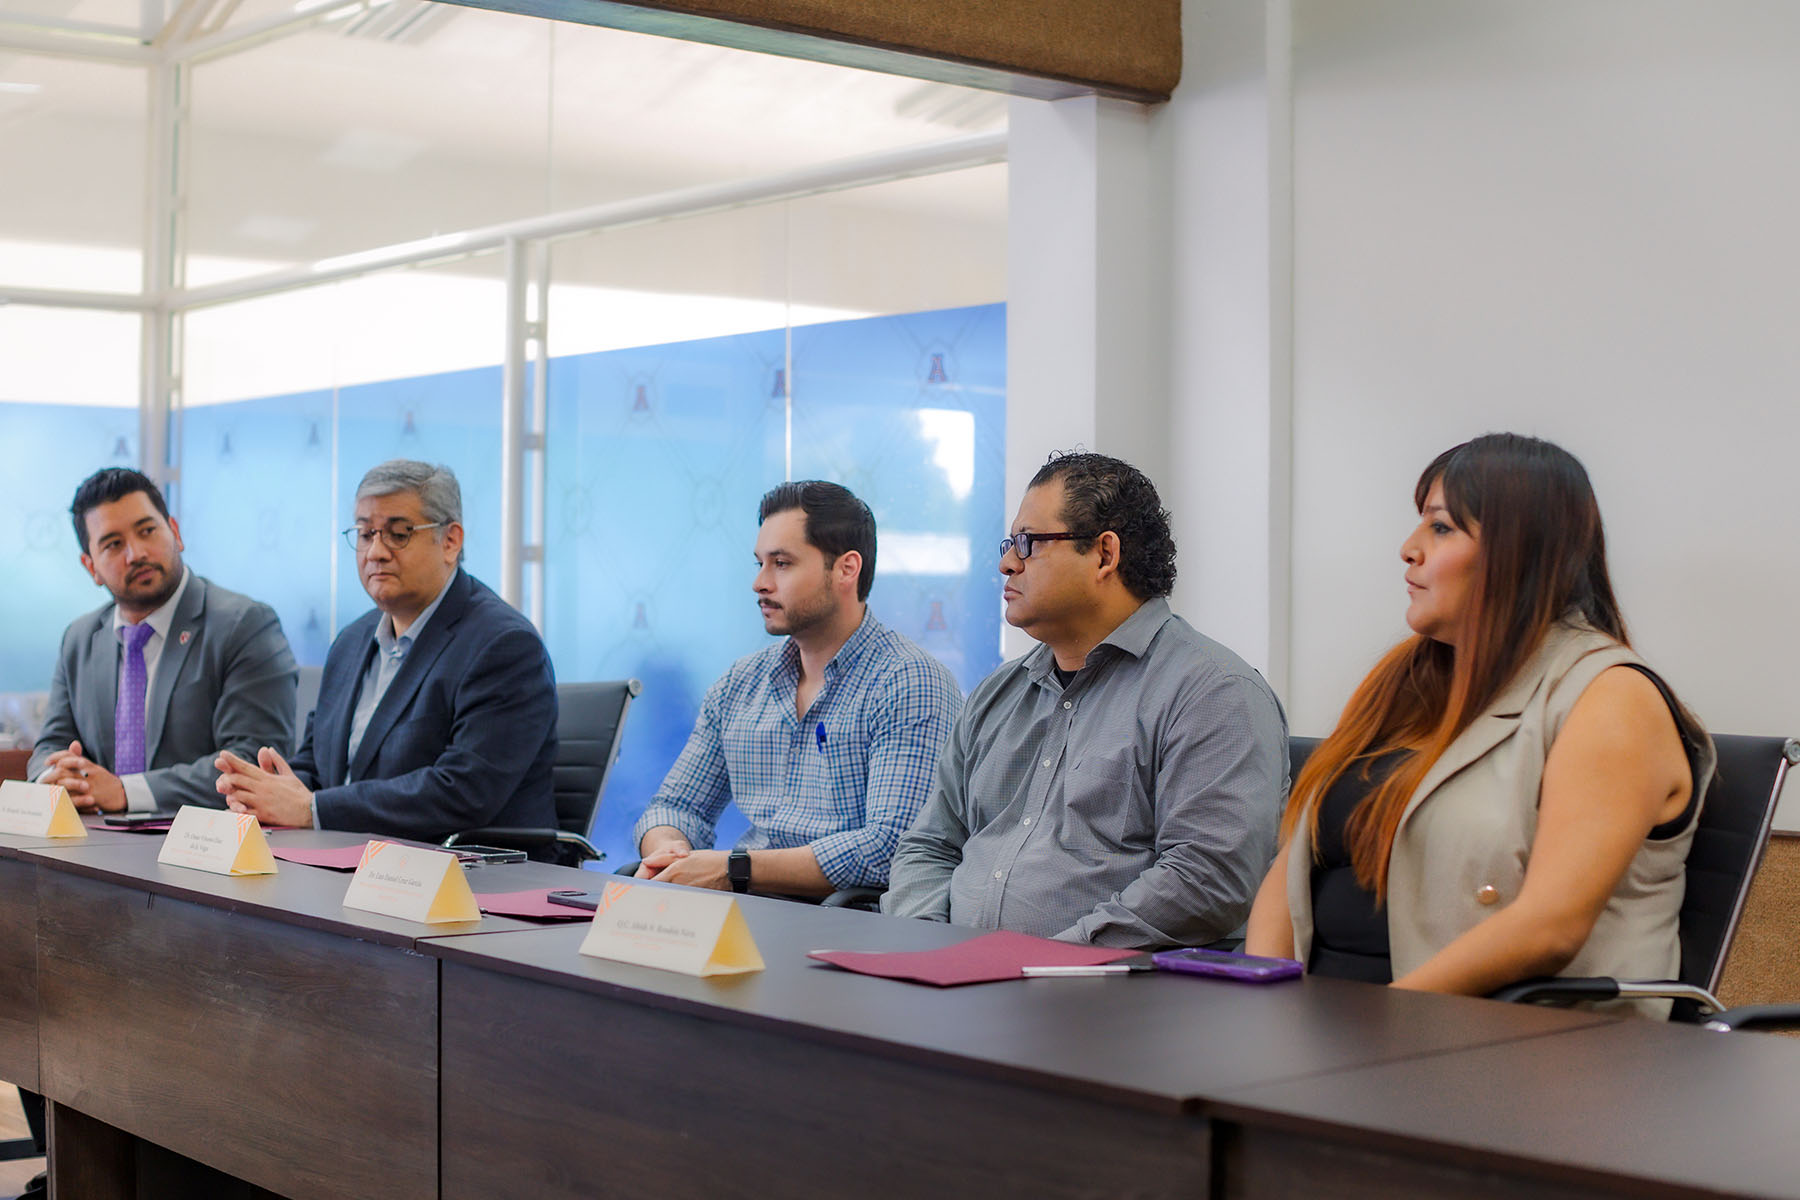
[527,241,550,631]
[140,58,187,502]
[500,236,550,624]
[500,237,530,611]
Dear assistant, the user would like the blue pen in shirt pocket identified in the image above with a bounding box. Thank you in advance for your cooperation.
[816,722,828,754]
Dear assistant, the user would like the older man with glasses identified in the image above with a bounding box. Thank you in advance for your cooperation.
[215,459,557,843]
[885,451,1289,949]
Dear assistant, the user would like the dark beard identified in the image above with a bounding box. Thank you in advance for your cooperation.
[121,565,181,613]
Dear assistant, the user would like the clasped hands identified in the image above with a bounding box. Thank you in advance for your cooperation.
[634,842,731,890]
[214,746,316,828]
[39,741,125,813]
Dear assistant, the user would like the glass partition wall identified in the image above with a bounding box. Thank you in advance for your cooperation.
[2,4,1006,858]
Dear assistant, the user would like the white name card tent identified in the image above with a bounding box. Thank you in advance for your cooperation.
[578,878,764,977]
[0,780,87,838]
[157,807,277,875]
[341,840,480,924]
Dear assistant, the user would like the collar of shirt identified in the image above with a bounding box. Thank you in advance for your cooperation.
[1025,595,1173,685]
[373,570,456,661]
[773,607,881,686]
[112,565,192,646]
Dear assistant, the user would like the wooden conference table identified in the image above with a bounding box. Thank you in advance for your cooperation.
[3,825,1800,1199]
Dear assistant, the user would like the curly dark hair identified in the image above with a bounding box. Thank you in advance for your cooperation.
[1029,451,1176,600]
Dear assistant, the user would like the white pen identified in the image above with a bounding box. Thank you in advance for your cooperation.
[1021,963,1148,977]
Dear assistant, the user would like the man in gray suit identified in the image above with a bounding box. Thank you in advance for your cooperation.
[18,467,300,1199]
[29,467,299,814]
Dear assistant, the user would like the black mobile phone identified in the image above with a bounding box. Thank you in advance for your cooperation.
[450,845,529,866]
[545,889,601,911]
[103,813,173,828]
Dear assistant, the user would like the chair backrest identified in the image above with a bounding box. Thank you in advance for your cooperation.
[553,679,642,838]
[294,665,324,754]
[1289,735,1322,784]
[1680,733,1798,995]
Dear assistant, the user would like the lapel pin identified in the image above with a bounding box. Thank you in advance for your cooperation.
[179,631,192,645]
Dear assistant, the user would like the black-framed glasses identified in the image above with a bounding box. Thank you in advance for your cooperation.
[342,522,442,552]
[999,530,1097,560]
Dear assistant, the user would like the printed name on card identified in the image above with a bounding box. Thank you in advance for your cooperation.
[0,780,86,838]
[157,806,277,875]
[578,879,764,977]
[341,840,480,924]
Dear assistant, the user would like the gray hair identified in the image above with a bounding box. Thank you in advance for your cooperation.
[356,460,463,560]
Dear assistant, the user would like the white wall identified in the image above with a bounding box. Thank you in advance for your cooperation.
[1004,93,1167,660]
[1158,0,1293,699]
[1284,0,1800,759]
[1156,0,1800,824]
[1004,4,1288,678]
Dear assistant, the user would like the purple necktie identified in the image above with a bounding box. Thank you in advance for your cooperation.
[114,623,155,776]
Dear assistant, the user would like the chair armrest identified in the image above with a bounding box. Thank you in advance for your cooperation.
[1702,1004,1800,1033]
[820,886,885,912]
[444,827,559,850]
[551,831,603,863]
[1490,976,1623,1005]
[1491,976,1725,1013]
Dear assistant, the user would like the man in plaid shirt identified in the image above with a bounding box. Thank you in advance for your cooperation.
[632,481,961,897]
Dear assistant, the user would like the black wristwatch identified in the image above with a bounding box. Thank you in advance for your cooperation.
[727,849,752,894]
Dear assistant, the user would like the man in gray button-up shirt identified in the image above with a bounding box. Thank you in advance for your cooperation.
[885,452,1288,948]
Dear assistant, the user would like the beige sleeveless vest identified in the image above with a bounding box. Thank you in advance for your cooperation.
[1287,621,1716,1013]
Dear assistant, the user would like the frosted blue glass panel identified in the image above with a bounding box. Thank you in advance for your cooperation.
[7,303,1005,866]
[0,403,144,693]
[789,303,1005,696]
[179,391,336,667]
[543,327,789,860]
[545,303,1005,866]
[333,367,504,631]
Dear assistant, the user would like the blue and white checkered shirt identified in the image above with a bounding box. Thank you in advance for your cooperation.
[632,611,962,889]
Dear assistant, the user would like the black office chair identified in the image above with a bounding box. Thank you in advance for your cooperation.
[1202,735,1323,952]
[1492,734,1800,1028]
[443,678,642,867]
[1289,735,1321,782]
[820,885,885,912]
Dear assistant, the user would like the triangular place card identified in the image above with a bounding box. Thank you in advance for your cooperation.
[341,840,480,924]
[578,879,764,977]
[157,807,277,875]
[0,780,87,838]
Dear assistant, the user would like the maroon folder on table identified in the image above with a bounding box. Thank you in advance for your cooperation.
[809,930,1141,987]
[474,888,596,921]
[271,844,368,871]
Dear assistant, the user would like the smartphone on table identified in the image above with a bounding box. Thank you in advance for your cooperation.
[103,813,174,829]
[1151,947,1303,982]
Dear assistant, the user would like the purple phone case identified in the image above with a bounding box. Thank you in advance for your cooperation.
[1151,948,1303,982]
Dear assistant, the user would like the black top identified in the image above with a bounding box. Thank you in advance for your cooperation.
[1308,751,1407,984]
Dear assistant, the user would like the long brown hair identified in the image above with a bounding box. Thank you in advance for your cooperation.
[1281,434,1628,899]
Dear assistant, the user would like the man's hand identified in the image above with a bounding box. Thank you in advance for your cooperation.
[646,848,730,891]
[41,741,127,813]
[216,747,315,828]
[634,826,694,878]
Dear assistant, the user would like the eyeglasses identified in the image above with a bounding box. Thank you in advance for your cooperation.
[999,530,1097,560]
[342,522,441,552]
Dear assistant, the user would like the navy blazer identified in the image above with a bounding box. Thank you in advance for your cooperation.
[30,573,298,811]
[290,568,557,842]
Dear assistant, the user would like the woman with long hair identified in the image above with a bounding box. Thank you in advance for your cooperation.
[1245,433,1713,1008]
